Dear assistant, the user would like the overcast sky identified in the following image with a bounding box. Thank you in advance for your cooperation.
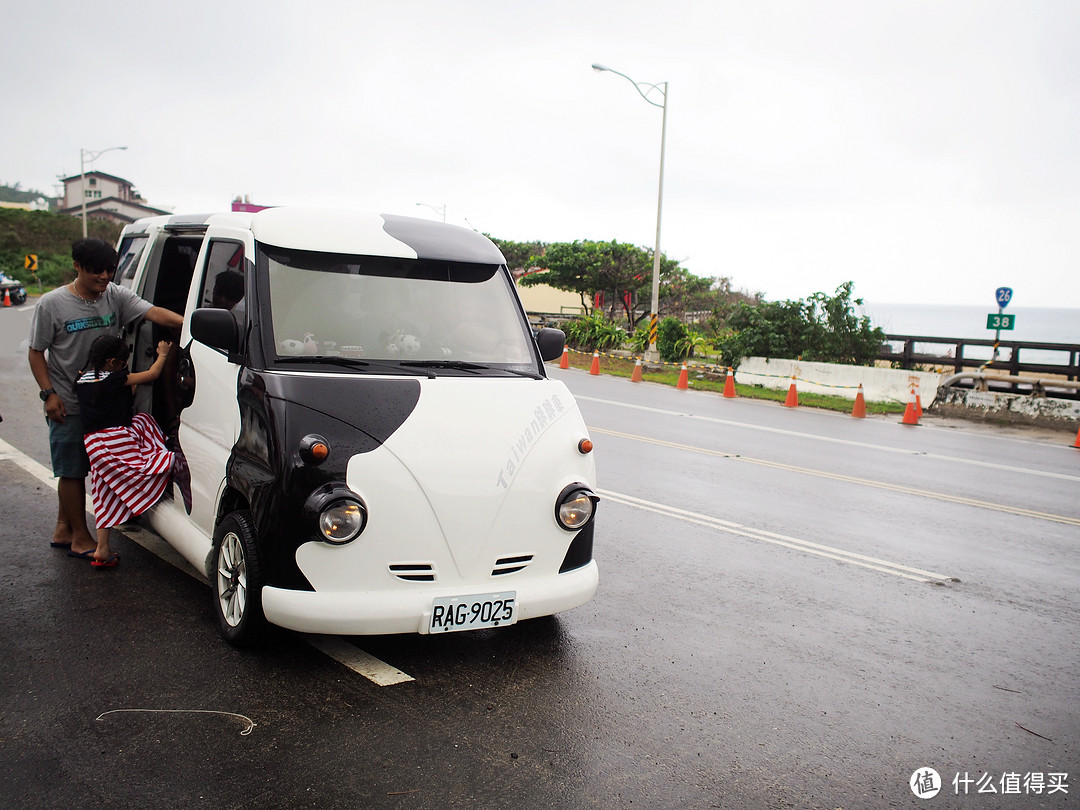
[4,0,1078,308]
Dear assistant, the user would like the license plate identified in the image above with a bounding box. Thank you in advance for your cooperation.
[429,592,517,633]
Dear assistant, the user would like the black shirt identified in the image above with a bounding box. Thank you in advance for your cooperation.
[76,370,134,434]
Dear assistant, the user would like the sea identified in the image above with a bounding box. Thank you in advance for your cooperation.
[859,302,1079,366]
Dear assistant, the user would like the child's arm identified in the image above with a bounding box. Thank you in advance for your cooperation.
[127,341,174,387]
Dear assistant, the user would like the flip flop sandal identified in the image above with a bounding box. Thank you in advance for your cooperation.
[67,549,96,560]
[91,554,120,569]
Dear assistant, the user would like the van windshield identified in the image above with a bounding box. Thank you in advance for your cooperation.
[261,247,538,373]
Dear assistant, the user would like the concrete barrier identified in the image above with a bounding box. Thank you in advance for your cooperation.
[934,388,1080,428]
[735,357,942,405]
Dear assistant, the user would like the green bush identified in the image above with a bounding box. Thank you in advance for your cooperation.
[656,316,689,363]
[712,282,884,369]
[627,322,650,354]
[564,313,626,353]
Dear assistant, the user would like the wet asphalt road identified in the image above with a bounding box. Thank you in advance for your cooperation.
[1,300,1077,809]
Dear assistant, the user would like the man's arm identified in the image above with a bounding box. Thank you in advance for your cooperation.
[145,306,184,332]
[28,348,64,422]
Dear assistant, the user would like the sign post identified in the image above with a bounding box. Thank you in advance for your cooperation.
[25,254,41,291]
[985,287,1014,367]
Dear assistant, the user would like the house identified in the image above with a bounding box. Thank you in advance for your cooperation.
[59,170,170,225]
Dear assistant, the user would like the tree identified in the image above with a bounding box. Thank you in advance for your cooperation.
[517,240,687,328]
[489,237,545,274]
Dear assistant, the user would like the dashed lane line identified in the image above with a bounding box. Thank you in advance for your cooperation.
[599,488,959,584]
[0,436,413,687]
[589,426,1080,528]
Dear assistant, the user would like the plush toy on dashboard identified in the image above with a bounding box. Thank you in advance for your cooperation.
[385,331,420,356]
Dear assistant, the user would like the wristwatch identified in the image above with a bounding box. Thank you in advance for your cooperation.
[39,388,57,401]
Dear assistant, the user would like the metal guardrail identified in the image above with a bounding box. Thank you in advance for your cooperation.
[880,334,1080,400]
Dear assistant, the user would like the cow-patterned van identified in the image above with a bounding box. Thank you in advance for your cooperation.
[115,208,599,645]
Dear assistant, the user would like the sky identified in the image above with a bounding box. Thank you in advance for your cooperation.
[4,0,1078,309]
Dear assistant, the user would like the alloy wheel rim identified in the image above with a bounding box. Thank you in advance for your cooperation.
[217,531,248,627]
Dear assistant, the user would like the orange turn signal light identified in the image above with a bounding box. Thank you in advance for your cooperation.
[577,438,593,454]
[300,434,331,464]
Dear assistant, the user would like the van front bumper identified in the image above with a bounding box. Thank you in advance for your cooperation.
[261,560,599,635]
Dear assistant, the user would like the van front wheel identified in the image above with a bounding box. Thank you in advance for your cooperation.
[213,510,270,647]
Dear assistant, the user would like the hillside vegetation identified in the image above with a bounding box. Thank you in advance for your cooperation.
[0,208,122,289]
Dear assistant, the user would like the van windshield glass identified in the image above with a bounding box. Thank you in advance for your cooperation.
[262,247,537,371]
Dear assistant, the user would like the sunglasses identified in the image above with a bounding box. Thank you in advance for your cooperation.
[87,266,116,276]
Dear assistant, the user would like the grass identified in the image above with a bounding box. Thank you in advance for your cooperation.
[553,350,907,416]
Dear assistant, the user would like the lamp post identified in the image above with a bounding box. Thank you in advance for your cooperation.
[415,202,446,222]
[592,63,668,363]
[80,145,127,237]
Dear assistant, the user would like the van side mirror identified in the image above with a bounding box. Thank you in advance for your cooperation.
[535,327,566,362]
[190,308,240,357]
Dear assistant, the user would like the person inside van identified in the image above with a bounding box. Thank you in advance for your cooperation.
[212,270,244,311]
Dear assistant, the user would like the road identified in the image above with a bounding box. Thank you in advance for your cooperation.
[1,298,1076,809]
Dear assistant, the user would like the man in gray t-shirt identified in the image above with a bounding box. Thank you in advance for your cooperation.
[28,238,183,557]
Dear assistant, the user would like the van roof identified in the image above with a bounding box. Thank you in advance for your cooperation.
[123,207,506,265]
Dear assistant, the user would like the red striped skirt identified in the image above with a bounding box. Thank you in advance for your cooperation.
[84,413,174,529]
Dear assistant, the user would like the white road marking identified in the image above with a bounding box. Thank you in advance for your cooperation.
[306,636,415,686]
[599,488,959,584]
[589,426,1080,527]
[577,395,1080,482]
[0,436,413,686]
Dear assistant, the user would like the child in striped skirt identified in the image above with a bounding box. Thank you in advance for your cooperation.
[76,335,179,568]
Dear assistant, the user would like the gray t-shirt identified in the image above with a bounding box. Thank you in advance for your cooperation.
[29,283,153,417]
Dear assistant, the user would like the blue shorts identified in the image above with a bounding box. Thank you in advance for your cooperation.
[48,415,90,478]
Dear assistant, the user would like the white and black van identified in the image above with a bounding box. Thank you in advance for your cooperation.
[115,208,598,645]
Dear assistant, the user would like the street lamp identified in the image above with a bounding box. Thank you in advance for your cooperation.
[592,63,668,363]
[415,202,446,222]
[80,145,127,237]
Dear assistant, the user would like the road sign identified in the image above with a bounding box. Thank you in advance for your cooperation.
[995,287,1012,308]
[987,313,1015,330]
[25,254,37,272]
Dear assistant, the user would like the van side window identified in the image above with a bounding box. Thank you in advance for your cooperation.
[116,235,147,288]
[200,241,245,311]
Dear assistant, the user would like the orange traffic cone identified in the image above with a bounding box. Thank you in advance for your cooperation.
[559,346,569,369]
[784,375,798,408]
[1072,422,1080,449]
[589,351,600,375]
[851,384,866,418]
[914,379,923,419]
[676,363,689,390]
[630,358,643,383]
[2,289,9,307]
[901,385,920,425]
[723,367,736,398]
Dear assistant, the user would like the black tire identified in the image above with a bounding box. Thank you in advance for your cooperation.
[212,510,271,647]
[10,288,27,305]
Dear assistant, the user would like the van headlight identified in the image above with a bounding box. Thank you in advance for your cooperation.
[304,483,368,544]
[555,484,598,530]
[319,499,367,544]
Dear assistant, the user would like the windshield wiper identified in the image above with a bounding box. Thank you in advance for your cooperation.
[400,360,543,379]
[275,355,436,378]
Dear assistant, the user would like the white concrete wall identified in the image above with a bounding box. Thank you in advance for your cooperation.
[516,282,585,315]
[734,357,942,404]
